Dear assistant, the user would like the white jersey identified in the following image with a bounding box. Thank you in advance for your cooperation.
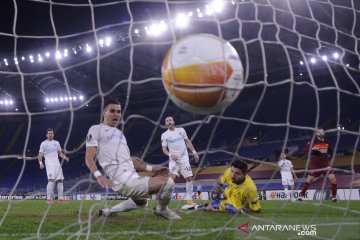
[278,159,293,173]
[39,139,61,166]
[86,124,139,187]
[278,159,294,177]
[161,127,188,157]
[278,159,294,186]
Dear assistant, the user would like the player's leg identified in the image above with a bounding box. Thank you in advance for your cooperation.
[168,160,180,180]
[99,198,148,216]
[110,175,180,220]
[289,184,295,200]
[112,176,180,219]
[298,173,315,201]
[46,179,55,203]
[56,179,66,203]
[281,178,289,199]
[45,165,55,203]
[99,176,179,219]
[180,157,194,205]
[283,184,289,199]
[287,177,294,200]
[55,166,66,203]
[206,200,221,212]
[98,176,150,216]
[149,176,181,220]
[327,171,337,201]
[185,176,194,204]
[99,162,179,220]
[202,197,225,212]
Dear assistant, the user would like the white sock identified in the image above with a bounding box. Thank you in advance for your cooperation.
[108,198,147,214]
[158,178,174,211]
[291,187,295,199]
[186,181,193,201]
[57,182,64,200]
[47,181,54,200]
[284,187,289,199]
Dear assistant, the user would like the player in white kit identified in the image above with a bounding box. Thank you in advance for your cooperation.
[38,128,69,204]
[278,152,297,200]
[85,98,180,220]
[161,116,199,205]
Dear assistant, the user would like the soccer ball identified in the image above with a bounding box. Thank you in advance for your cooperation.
[161,34,244,114]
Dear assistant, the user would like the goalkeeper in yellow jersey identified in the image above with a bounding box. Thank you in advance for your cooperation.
[206,159,261,214]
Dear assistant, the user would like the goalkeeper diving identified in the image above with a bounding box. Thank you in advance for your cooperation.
[187,159,261,214]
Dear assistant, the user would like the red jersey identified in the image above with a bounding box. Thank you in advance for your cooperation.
[304,138,333,169]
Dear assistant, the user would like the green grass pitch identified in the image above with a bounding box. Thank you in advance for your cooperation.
[0,200,359,239]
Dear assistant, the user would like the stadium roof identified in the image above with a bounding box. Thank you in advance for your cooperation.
[0,0,359,132]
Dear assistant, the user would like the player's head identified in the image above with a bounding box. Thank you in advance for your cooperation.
[46,128,54,140]
[315,127,325,139]
[103,98,121,127]
[280,152,286,160]
[230,159,248,184]
[164,116,175,129]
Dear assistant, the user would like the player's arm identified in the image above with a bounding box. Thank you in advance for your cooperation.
[161,145,170,157]
[85,146,114,188]
[215,181,224,194]
[305,141,320,154]
[242,202,262,214]
[215,170,229,194]
[304,141,319,152]
[162,145,178,161]
[291,167,298,180]
[132,158,169,175]
[58,150,69,161]
[244,191,262,213]
[277,161,284,170]
[184,139,199,162]
[211,168,231,198]
[38,152,45,169]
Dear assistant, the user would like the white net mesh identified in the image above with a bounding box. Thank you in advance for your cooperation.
[0,0,359,239]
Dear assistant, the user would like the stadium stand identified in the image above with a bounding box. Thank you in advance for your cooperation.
[0,113,359,195]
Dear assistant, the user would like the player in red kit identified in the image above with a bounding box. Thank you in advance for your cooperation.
[298,127,337,202]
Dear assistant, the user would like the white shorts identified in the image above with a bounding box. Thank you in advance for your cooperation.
[105,165,140,186]
[46,164,64,181]
[114,176,150,200]
[281,177,294,186]
[169,154,193,178]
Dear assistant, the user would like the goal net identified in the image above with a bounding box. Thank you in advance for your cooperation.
[0,0,359,239]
